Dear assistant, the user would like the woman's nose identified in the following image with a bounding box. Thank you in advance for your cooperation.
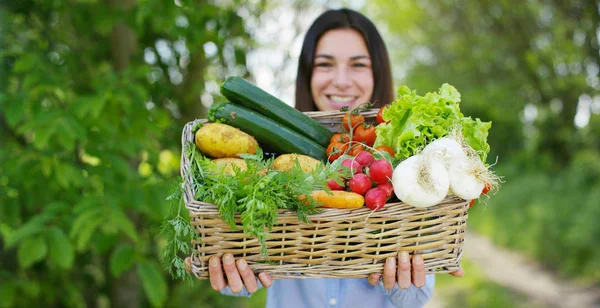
[333,67,351,89]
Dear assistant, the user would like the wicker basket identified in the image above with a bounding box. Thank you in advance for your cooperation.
[181,109,468,280]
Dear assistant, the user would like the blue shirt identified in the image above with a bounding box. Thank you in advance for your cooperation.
[220,275,435,308]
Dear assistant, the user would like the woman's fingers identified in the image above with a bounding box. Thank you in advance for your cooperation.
[383,257,397,290]
[222,254,244,293]
[236,259,258,293]
[258,272,274,288]
[367,273,381,286]
[449,267,465,277]
[184,257,192,274]
[208,256,226,291]
[397,251,412,290]
[411,254,426,288]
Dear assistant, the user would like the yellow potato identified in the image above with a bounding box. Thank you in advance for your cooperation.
[272,154,323,173]
[212,158,248,175]
[195,123,258,158]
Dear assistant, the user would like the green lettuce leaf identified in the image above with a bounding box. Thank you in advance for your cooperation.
[374,83,492,162]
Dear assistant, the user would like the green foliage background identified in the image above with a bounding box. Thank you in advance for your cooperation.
[1,0,598,307]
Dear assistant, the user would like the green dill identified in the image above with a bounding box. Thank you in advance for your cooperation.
[160,182,198,281]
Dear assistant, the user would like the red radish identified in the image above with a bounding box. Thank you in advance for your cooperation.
[365,188,387,210]
[354,151,375,167]
[341,159,362,175]
[377,182,394,199]
[327,179,345,190]
[348,173,372,195]
[368,159,393,183]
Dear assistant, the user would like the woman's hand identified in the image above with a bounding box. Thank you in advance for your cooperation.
[367,251,464,290]
[206,253,273,293]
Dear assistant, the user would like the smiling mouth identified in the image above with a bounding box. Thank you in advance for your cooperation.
[327,95,357,103]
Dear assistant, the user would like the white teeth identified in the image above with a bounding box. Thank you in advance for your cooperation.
[329,95,355,103]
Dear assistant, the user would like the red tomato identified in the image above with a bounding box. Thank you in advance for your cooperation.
[376,105,388,124]
[349,143,367,156]
[330,133,350,144]
[374,145,395,157]
[342,112,365,132]
[469,199,476,208]
[326,142,348,162]
[353,124,377,147]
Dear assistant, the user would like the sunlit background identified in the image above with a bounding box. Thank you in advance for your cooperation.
[1,0,599,307]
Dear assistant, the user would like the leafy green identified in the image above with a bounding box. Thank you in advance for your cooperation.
[374,84,492,162]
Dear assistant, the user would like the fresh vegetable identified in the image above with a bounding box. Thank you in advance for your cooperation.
[348,173,372,195]
[353,124,377,146]
[310,190,364,209]
[195,123,258,158]
[348,143,367,156]
[273,154,323,173]
[376,105,388,124]
[327,142,348,162]
[341,159,362,176]
[392,154,450,208]
[374,145,395,157]
[354,151,374,167]
[209,102,327,161]
[421,133,500,201]
[377,182,394,199]
[220,76,333,147]
[365,188,387,210]
[212,158,248,175]
[421,136,468,165]
[368,159,393,183]
[342,111,365,132]
[327,179,345,190]
[330,133,350,144]
[374,84,492,162]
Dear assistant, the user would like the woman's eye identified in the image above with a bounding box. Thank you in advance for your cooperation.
[315,62,333,68]
[352,62,369,68]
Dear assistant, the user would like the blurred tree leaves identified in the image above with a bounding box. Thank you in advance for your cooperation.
[372,0,599,167]
[0,0,263,306]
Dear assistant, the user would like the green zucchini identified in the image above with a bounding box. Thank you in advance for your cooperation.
[208,102,327,161]
[220,76,333,147]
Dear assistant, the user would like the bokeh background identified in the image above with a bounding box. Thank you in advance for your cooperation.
[1,0,599,307]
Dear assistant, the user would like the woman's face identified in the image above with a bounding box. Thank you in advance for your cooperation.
[311,28,374,111]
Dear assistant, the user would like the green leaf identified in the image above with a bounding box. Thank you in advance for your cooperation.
[46,227,74,269]
[17,236,48,268]
[13,53,38,72]
[111,205,139,243]
[0,281,16,308]
[137,260,167,307]
[109,244,136,277]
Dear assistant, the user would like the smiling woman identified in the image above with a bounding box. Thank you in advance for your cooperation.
[295,8,394,112]
[311,28,374,111]
[199,8,465,308]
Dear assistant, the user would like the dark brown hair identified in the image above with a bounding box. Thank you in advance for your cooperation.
[295,8,394,112]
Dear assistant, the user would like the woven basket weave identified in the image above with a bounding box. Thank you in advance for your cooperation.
[181,109,468,280]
